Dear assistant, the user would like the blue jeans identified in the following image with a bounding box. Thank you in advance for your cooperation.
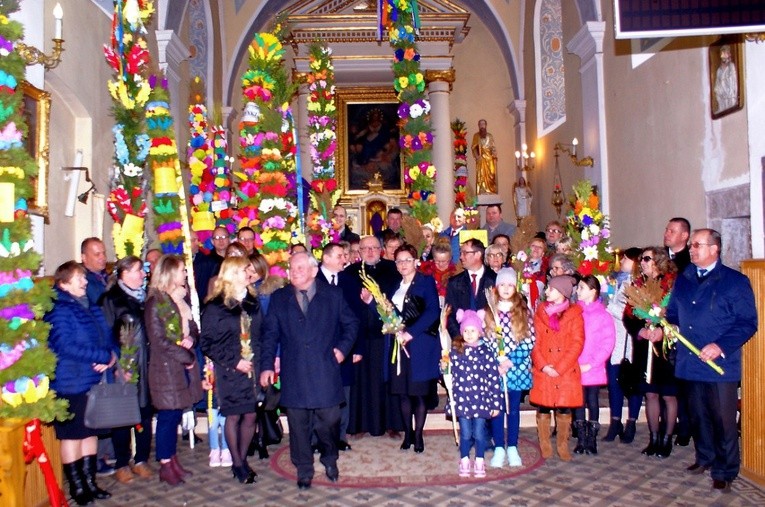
[155,409,182,460]
[490,390,522,447]
[459,417,489,459]
[208,408,228,451]
[606,363,643,420]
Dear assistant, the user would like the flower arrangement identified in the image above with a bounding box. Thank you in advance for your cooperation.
[306,42,341,254]
[565,180,614,278]
[187,76,215,252]
[240,313,253,379]
[0,4,67,423]
[103,0,154,257]
[117,322,139,385]
[624,278,723,375]
[237,22,299,278]
[146,77,185,255]
[360,263,407,374]
[451,119,468,208]
[384,1,437,223]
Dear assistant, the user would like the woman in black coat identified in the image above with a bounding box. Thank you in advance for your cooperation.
[384,244,441,453]
[201,256,262,484]
[99,256,154,484]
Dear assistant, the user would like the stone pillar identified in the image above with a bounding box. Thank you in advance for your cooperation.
[508,100,528,221]
[567,22,608,214]
[294,75,312,182]
[426,70,455,224]
[155,29,191,144]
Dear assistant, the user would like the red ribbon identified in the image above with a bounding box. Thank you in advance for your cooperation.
[24,419,68,507]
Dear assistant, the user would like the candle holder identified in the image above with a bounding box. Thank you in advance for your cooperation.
[554,138,594,167]
[17,39,65,70]
[551,149,565,218]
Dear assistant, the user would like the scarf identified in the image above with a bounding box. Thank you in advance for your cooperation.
[118,280,146,303]
[544,299,570,332]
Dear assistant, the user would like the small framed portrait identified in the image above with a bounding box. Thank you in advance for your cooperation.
[21,81,51,220]
[709,36,744,119]
[336,87,404,197]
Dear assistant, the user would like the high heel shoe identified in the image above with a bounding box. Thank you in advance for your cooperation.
[414,433,424,453]
[400,429,412,450]
[232,465,256,484]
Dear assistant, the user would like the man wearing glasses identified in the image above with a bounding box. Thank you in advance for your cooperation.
[237,227,257,255]
[544,221,564,253]
[340,236,403,438]
[665,229,756,494]
[445,238,496,338]
[193,226,230,304]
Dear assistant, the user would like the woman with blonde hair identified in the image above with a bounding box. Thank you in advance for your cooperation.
[201,256,262,483]
[144,255,203,486]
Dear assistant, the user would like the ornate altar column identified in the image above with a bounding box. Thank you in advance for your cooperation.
[426,70,456,224]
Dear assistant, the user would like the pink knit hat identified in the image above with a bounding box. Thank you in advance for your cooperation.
[456,309,485,335]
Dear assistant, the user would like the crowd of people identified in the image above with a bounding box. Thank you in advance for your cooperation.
[45,206,756,501]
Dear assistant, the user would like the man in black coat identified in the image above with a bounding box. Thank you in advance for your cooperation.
[445,238,496,338]
[664,217,691,274]
[260,252,358,490]
[332,205,360,243]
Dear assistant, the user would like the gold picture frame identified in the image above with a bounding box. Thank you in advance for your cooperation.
[21,81,50,221]
[336,86,405,199]
[709,36,744,120]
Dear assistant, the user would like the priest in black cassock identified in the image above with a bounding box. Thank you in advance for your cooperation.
[340,235,403,437]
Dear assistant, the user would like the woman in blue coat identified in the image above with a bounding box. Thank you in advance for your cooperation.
[384,244,441,453]
[46,261,118,505]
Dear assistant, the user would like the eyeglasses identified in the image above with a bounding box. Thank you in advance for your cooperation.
[546,228,563,234]
[690,242,711,249]
[486,253,504,258]
[395,258,415,265]
[641,256,653,262]
[460,250,479,256]
[212,235,228,240]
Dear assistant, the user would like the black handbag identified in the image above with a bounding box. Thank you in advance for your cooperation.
[258,408,283,446]
[616,333,640,397]
[401,295,439,337]
[84,367,141,429]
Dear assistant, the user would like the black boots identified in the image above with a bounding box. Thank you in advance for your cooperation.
[621,419,637,443]
[573,420,587,454]
[586,421,600,455]
[81,455,111,499]
[63,460,93,506]
[603,419,623,442]
[641,432,659,456]
[655,434,673,458]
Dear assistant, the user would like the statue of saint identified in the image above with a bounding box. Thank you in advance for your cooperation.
[472,119,498,194]
[513,177,533,221]
[714,44,738,114]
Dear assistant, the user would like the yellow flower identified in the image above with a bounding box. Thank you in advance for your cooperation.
[398,76,409,89]
[425,165,436,178]
[409,167,421,179]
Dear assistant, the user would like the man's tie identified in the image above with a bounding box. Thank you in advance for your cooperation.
[331,274,336,286]
[471,273,477,297]
[697,268,708,279]
[300,290,310,314]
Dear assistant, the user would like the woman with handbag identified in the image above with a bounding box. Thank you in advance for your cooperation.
[381,244,441,453]
[624,247,678,458]
[45,261,118,505]
[201,256,262,484]
[604,247,643,444]
[99,255,154,483]
[145,255,203,486]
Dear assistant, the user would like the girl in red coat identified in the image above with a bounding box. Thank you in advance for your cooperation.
[530,275,584,461]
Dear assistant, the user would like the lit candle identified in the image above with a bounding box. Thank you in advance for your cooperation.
[514,150,521,169]
[529,151,536,169]
[572,137,578,157]
[53,3,63,39]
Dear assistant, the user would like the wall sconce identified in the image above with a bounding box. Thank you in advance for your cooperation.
[62,151,97,216]
[17,3,65,70]
[553,138,594,167]
[514,143,535,173]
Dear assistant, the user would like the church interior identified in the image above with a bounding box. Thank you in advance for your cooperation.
[4,0,765,504]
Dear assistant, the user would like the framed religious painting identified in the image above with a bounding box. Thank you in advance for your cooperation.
[21,81,51,221]
[709,36,744,120]
[336,87,405,197]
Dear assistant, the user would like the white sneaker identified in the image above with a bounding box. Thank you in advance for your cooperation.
[208,449,221,467]
[219,449,233,467]
[474,457,486,478]
[507,446,523,467]
[458,457,471,477]
[489,447,506,468]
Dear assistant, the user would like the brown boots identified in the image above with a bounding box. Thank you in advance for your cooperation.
[536,412,573,461]
[536,413,553,458]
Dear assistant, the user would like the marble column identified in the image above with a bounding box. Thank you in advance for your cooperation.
[155,30,191,145]
[294,77,312,182]
[426,70,455,224]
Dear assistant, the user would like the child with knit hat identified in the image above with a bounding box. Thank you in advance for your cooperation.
[485,268,535,468]
[448,309,503,478]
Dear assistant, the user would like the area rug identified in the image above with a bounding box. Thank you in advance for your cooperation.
[270,429,543,488]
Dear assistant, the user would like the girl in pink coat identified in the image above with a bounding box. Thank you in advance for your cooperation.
[573,275,615,455]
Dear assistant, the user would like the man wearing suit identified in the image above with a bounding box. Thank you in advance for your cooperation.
[260,252,359,490]
[664,217,691,274]
[374,207,404,241]
[333,205,360,243]
[445,238,496,338]
[319,242,357,450]
[665,229,756,494]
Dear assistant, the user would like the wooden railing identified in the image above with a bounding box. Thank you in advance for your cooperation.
[740,259,765,487]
